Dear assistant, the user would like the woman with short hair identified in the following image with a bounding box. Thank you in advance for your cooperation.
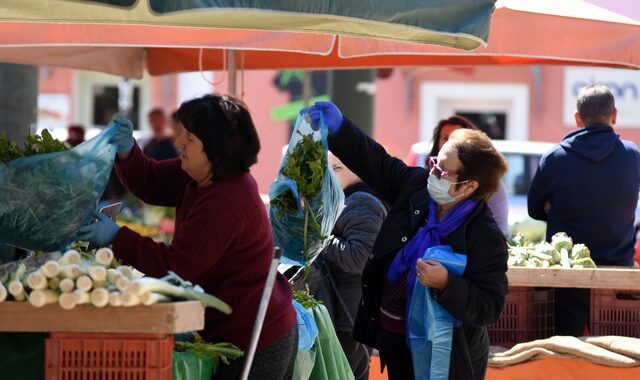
[428,115,509,235]
[306,101,509,380]
[79,94,297,379]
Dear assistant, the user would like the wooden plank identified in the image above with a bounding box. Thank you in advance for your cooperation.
[0,301,204,333]
[507,267,640,290]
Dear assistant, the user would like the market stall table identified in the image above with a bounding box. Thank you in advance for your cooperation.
[485,267,640,380]
[0,301,205,379]
[506,266,640,290]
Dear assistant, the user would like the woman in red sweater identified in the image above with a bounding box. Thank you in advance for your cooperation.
[78,94,297,379]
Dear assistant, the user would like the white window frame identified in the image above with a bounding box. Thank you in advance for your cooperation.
[419,82,530,142]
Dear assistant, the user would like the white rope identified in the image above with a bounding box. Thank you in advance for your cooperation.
[198,48,227,87]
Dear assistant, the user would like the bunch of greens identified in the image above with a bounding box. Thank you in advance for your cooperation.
[270,131,327,262]
[0,157,96,250]
[174,334,244,375]
[0,130,111,251]
[0,130,68,164]
[293,289,323,310]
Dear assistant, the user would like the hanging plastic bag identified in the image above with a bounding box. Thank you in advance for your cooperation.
[408,245,467,380]
[308,305,354,380]
[292,300,319,379]
[269,111,344,267]
[0,126,117,251]
[172,351,214,380]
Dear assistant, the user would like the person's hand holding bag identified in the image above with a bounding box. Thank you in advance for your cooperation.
[306,101,344,135]
[77,210,120,247]
[108,114,134,157]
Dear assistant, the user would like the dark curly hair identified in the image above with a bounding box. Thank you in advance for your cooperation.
[176,94,260,181]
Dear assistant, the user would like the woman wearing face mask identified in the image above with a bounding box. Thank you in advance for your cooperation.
[78,94,297,379]
[306,101,509,380]
[428,116,509,235]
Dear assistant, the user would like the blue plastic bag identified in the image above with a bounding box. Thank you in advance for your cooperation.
[408,245,467,380]
[269,111,344,266]
[0,126,117,251]
[293,300,319,351]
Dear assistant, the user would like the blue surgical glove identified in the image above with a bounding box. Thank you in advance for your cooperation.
[108,114,134,154]
[306,101,343,135]
[76,210,120,247]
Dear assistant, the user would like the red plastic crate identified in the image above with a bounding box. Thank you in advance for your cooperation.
[45,332,173,380]
[590,289,640,338]
[488,287,555,348]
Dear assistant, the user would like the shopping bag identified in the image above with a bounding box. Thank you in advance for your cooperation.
[0,126,117,251]
[269,111,344,267]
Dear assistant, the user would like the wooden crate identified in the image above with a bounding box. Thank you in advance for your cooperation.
[0,301,204,334]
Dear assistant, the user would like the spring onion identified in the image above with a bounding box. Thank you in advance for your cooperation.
[29,290,58,307]
[95,247,114,267]
[75,275,93,292]
[90,288,109,307]
[108,291,122,307]
[42,260,60,278]
[58,292,77,310]
[27,270,48,290]
[130,277,231,314]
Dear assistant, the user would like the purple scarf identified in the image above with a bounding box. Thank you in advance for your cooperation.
[387,198,478,298]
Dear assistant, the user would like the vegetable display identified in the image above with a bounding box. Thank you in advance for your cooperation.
[508,232,597,268]
[0,248,231,314]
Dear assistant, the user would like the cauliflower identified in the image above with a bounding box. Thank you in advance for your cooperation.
[551,232,573,252]
[571,243,591,260]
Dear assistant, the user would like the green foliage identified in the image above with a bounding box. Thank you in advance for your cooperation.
[293,289,323,310]
[281,132,326,198]
[0,129,68,164]
[271,131,328,262]
[174,334,243,375]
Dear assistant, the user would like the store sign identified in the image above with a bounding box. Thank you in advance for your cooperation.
[564,67,640,127]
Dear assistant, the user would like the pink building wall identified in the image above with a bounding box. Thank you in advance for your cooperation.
[37,65,640,194]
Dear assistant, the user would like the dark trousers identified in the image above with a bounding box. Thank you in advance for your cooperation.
[555,288,590,336]
[377,329,414,380]
[214,327,298,380]
[337,331,371,380]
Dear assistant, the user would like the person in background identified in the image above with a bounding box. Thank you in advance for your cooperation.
[528,84,640,336]
[307,101,508,380]
[429,116,509,235]
[143,108,179,161]
[300,153,387,380]
[78,94,298,379]
[65,124,85,147]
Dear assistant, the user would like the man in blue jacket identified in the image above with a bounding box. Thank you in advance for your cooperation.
[528,84,640,336]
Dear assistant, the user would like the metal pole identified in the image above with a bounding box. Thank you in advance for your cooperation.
[227,50,237,96]
[240,247,283,380]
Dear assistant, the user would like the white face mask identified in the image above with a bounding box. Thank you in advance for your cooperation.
[427,175,467,205]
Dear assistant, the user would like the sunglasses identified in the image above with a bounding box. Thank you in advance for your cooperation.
[428,156,458,179]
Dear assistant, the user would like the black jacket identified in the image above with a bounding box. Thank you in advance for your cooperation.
[329,119,509,380]
[528,124,640,266]
[309,183,387,331]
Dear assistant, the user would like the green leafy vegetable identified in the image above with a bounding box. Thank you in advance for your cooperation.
[293,289,323,309]
[0,129,68,164]
[270,131,327,261]
[174,334,244,375]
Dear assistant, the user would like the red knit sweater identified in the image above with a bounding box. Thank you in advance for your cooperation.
[113,144,295,350]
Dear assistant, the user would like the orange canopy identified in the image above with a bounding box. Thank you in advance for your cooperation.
[0,0,638,77]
